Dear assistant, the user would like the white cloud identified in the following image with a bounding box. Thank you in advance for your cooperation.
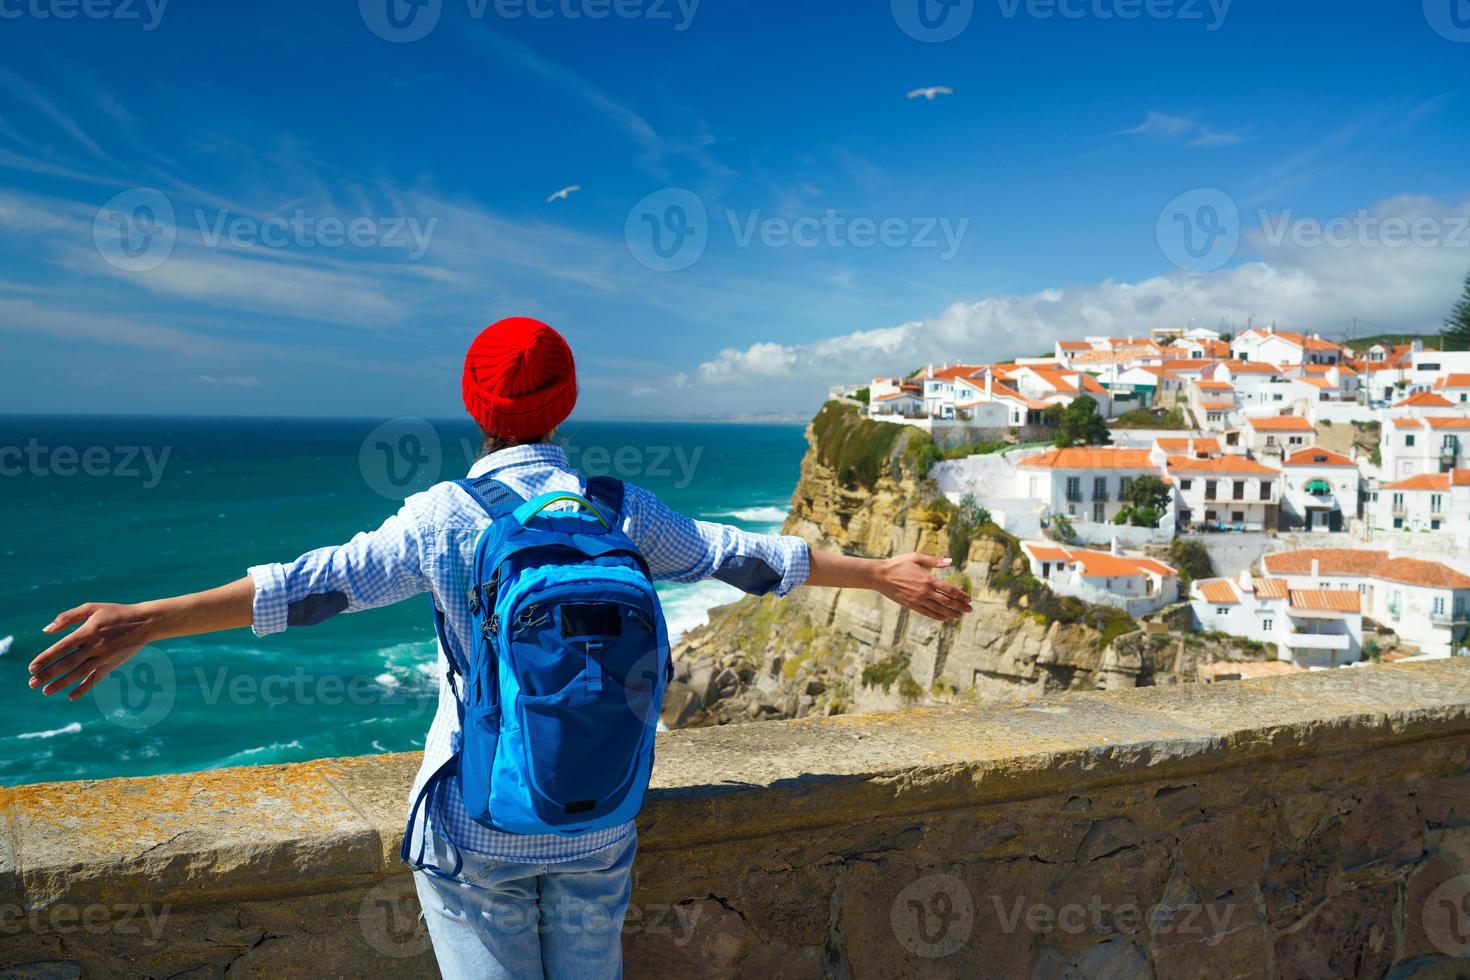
[194,374,262,387]
[694,196,1470,404]
[1122,111,1249,148]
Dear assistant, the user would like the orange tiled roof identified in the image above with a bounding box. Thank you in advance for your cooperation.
[1022,542,1176,579]
[1374,557,1470,590]
[1200,660,1304,679]
[1427,417,1470,429]
[1283,448,1355,467]
[1155,437,1222,455]
[1198,579,1239,604]
[1018,448,1159,470]
[1434,374,1470,389]
[1247,415,1314,431]
[1199,401,1238,411]
[1289,589,1360,613]
[1166,455,1280,476]
[1390,417,1426,428]
[1253,578,1290,599]
[1195,379,1233,391]
[1393,391,1455,408]
[1384,472,1450,491]
[1262,549,1389,577]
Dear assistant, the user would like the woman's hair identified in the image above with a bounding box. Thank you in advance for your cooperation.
[479,430,551,458]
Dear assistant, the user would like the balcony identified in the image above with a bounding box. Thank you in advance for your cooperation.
[1092,489,1109,502]
[1430,610,1467,627]
[1284,631,1351,651]
[1064,490,1082,503]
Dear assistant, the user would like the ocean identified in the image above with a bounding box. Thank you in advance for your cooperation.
[0,415,807,786]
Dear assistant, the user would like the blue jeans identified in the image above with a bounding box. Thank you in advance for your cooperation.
[413,831,636,979]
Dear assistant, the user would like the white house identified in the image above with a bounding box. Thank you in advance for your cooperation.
[1279,447,1360,533]
[1164,453,1281,531]
[1016,447,1169,527]
[1020,539,1179,616]
[1230,327,1344,367]
[1241,415,1315,458]
[1262,548,1470,658]
[1375,469,1470,535]
[1433,374,1470,406]
[1380,417,1470,481]
[1190,570,1362,669]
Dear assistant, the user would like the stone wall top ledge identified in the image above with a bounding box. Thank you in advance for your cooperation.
[3,659,1470,909]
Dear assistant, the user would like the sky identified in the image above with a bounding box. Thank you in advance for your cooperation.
[1,0,1468,420]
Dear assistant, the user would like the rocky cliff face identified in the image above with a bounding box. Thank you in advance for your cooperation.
[665,403,1172,729]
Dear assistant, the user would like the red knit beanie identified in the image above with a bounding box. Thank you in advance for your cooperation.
[462,317,577,439]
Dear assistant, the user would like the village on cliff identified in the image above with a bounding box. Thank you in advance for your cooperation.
[830,325,1470,673]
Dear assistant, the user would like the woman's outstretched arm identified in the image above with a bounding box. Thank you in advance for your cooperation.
[29,577,255,700]
[806,550,973,622]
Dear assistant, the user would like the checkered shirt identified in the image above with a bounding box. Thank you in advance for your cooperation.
[248,443,810,865]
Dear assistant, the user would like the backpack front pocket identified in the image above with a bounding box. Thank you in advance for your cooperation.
[515,675,651,827]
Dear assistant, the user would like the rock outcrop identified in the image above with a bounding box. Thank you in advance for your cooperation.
[667,404,1155,728]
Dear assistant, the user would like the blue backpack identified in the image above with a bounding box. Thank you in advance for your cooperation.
[402,475,671,874]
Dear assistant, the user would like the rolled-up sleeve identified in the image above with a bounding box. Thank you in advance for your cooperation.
[246,504,430,637]
[622,485,810,597]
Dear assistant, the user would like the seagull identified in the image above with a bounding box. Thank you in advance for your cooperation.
[546,184,582,204]
[907,86,954,101]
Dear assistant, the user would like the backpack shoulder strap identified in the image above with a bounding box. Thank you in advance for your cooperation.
[454,476,522,520]
[584,476,625,527]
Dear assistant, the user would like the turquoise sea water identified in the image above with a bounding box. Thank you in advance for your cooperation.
[0,415,805,786]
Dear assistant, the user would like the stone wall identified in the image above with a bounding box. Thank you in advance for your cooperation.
[7,660,1470,978]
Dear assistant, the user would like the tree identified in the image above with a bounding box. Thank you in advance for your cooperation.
[1050,396,1111,448]
[1446,268,1470,352]
[1113,475,1172,528]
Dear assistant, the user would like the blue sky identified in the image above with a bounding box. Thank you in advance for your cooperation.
[1,0,1468,420]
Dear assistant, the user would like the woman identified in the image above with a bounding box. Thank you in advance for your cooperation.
[28,316,972,978]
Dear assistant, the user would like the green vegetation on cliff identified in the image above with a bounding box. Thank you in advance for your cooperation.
[811,401,915,490]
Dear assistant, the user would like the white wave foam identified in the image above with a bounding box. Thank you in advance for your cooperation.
[657,580,744,642]
[711,506,788,524]
[0,635,13,657]
[16,721,82,740]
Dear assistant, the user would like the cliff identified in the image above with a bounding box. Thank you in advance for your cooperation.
[666,403,1197,729]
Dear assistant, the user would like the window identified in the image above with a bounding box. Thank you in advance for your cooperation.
[1205,481,1218,500]
[1394,517,1404,529]
[1407,435,1416,447]
[1066,477,1081,501]
[1433,520,1442,531]
[1393,492,1405,512]
[1205,510,1218,521]
[1262,618,1273,631]
[1232,511,1245,523]
[1232,480,1245,500]
[1265,435,1276,447]
[1433,494,1443,514]
[1215,606,1229,615]
[1180,479,1193,491]
[1289,436,1304,446]
[1434,596,1447,616]
[1260,480,1273,501]
[1093,502,1105,523]
[1093,476,1108,501]
[1119,477,1133,498]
